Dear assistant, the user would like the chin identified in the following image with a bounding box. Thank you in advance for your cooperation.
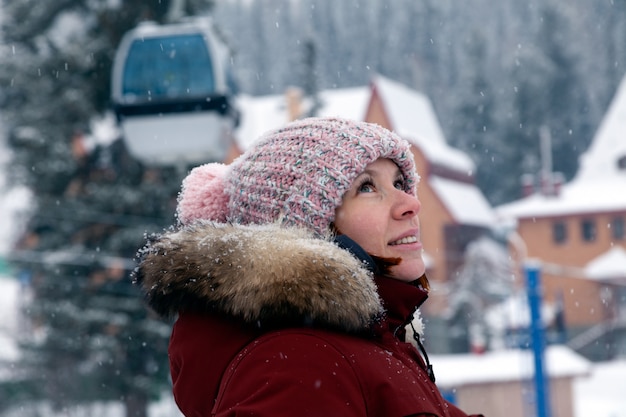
[391,261,425,282]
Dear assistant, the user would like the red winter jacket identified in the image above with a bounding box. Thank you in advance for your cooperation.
[136,222,483,417]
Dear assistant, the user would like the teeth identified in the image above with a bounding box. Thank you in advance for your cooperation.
[390,236,418,245]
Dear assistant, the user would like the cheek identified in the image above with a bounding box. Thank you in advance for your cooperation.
[336,209,368,234]
[336,210,383,253]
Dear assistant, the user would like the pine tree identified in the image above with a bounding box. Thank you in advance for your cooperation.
[448,30,504,204]
[0,1,215,416]
[535,3,590,181]
[494,2,589,204]
[300,38,322,117]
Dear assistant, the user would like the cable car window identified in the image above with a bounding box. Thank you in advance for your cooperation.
[122,34,215,101]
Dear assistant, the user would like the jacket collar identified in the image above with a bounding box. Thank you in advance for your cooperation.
[135,221,427,335]
[136,221,383,333]
[374,275,429,335]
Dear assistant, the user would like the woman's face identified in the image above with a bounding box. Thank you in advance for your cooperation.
[334,158,425,282]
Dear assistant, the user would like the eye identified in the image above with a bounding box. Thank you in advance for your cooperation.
[357,178,376,193]
[394,177,405,190]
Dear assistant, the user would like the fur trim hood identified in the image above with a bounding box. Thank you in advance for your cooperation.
[134,221,384,333]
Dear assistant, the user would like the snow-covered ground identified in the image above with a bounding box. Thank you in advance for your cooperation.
[574,359,626,417]
[0,275,625,416]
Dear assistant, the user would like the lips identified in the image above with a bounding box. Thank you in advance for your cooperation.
[389,235,418,246]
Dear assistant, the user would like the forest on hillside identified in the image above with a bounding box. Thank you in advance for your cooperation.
[0,1,625,415]
[2,1,626,204]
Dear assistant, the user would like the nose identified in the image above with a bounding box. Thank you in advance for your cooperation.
[392,189,421,219]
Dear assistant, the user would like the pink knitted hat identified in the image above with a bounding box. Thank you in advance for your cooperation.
[177,117,418,237]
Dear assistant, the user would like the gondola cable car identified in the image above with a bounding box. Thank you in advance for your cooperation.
[111,17,239,166]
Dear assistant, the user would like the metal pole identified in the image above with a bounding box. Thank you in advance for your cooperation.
[525,260,551,417]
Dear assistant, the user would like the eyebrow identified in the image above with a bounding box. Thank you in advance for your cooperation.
[357,166,403,179]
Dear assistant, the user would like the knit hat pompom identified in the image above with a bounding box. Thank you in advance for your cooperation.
[177,163,229,225]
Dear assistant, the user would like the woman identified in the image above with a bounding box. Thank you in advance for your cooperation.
[135,117,483,417]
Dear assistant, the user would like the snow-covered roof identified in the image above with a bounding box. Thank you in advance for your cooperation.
[233,93,289,150]
[372,75,475,174]
[233,86,370,150]
[585,246,626,282]
[496,74,626,220]
[576,75,626,183]
[432,345,591,388]
[317,86,370,121]
[496,176,626,219]
[429,176,496,227]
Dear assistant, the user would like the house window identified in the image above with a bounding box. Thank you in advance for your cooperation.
[612,217,625,240]
[581,219,596,242]
[553,221,567,244]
